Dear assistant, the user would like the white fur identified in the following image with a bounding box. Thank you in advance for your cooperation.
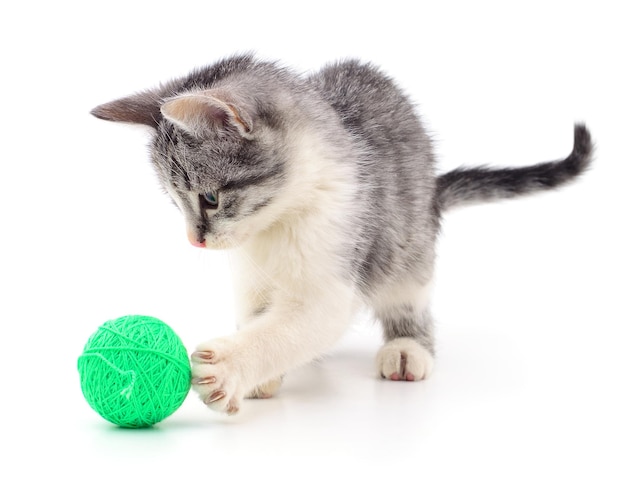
[192,128,363,413]
[371,278,434,316]
[376,337,434,381]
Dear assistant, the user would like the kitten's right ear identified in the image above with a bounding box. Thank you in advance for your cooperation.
[160,92,253,139]
[90,90,163,129]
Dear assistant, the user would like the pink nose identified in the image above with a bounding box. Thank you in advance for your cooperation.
[187,231,206,248]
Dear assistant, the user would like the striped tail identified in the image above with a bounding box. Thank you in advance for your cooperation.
[436,124,593,211]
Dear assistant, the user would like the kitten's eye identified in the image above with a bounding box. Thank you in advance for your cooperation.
[201,190,219,209]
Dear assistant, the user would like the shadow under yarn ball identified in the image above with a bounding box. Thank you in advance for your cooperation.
[78,315,191,428]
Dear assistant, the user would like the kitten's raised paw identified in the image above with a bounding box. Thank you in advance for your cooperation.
[191,337,247,415]
[376,337,434,381]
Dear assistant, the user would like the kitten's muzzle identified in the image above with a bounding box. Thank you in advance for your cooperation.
[187,229,206,248]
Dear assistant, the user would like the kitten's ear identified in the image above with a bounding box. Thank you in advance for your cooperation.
[90,90,163,129]
[160,92,253,139]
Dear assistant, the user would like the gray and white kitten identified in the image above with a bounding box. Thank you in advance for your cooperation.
[91,54,592,414]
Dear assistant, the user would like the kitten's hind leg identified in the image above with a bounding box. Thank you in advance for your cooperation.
[245,376,284,399]
[376,337,434,381]
[373,281,435,381]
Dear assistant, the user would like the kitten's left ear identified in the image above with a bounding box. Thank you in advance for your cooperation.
[160,91,253,139]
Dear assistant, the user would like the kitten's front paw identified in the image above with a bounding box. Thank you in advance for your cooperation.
[376,337,434,381]
[191,337,247,415]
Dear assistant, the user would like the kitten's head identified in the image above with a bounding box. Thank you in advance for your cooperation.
[91,81,293,249]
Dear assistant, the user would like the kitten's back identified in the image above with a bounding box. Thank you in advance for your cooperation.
[309,61,434,163]
[308,61,439,289]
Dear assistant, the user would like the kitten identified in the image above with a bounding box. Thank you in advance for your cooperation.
[91,54,592,414]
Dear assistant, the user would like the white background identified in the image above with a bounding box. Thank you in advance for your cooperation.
[2,1,624,489]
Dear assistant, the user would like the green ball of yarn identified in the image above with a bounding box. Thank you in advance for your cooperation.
[77,315,191,428]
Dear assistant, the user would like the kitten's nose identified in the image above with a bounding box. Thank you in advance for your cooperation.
[187,230,206,248]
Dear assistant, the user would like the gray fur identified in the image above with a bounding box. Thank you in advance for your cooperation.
[380,304,435,354]
[436,124,593,211]
[91,54,592,359]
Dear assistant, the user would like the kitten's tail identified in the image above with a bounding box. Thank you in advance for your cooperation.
[436,124,593,212]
